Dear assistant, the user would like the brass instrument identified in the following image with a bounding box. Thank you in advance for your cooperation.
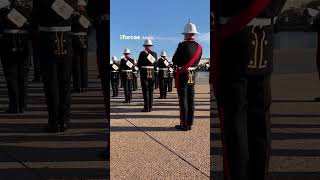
[186,70,195,85]
[79,35,87,48]
[163,70,168,78]
[54,32,67,55]
[126,72,132,80]
[248,26,267,69]
[147,68,153,79]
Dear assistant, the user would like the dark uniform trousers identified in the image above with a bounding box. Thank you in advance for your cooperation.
[122,72,132,102]
[168,72,173,92]
[216,24,274,180]
[132,72,138,91]
[141,78,154,111]
[177,74,195,127]
[0,33,29,112]
[32,32,41,81]
[38,31,73,127]
[317,33,320,79]
[312,14,320,79]
[154,71,159,89]
[159,70,169,98]
[120,78,123,88]
[111,71,119,97]
[72,34,88,90]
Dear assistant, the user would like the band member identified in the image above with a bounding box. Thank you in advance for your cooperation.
[173,20,202,131]
[71,0,90,93]
[137,39,157,112]
[32,0,78,132]
[132,60,138,91]
[157,50,170,99]
[120,48,134,103]
[211,0,286,179]
[0,0,32,114]
[111,56,120,97]
[168,62,174,92]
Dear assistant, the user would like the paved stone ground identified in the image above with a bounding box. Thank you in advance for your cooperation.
[110,75,211,180]
[211,73,320,180]
[0,57,108,180]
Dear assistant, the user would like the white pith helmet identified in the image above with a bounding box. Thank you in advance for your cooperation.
[308,8,319,17]
[160,51,167,57]
[78,0,87,6]
[143,39,153,46]
[123,48,131,54]
[112,56,118,61]
[182,20,199,34]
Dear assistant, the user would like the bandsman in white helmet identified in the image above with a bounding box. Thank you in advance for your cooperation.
[156,50,170,99]
[137,39,158,112]
[110,56,120,97]
[172,20,202,131]
[119,48,135,103]
[0,0,32,115]
[32,0,78,132]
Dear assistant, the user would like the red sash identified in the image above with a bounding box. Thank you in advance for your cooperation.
[210,0,271,90]
[175,43,202,91]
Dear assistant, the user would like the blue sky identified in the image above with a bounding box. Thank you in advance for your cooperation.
[110,0,210,61]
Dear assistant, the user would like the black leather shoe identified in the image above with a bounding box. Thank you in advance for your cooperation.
[59,123,70,132]
[5,108,18,114]
[19,108,24,113]
[80,88,87,93]
[141,109,149,112]
[314,97,320,102]
[71,89,81,93]
[44,125,59,133]
[32,78,41,82]
[175,125,191,131]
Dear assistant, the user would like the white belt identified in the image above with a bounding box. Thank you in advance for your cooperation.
[4,29,28,34]
[72,32,87,36]
[111,71,119,72]
[101,14,109,21]
[158,68,168,71]
[122,70,132,72]
[178,67,197,70]
[141,66,154,69]
[219,17,273,27]
[39,26,72,32]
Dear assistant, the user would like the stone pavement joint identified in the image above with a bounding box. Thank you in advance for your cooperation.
[115,112,210,179]
[0,149,45,180]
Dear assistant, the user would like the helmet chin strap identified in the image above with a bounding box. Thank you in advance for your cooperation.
[145,46,152,52]
[185,36,195,41]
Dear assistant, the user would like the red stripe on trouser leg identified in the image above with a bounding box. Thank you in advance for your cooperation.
[218,106,231,180]
[178,95,185,126]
